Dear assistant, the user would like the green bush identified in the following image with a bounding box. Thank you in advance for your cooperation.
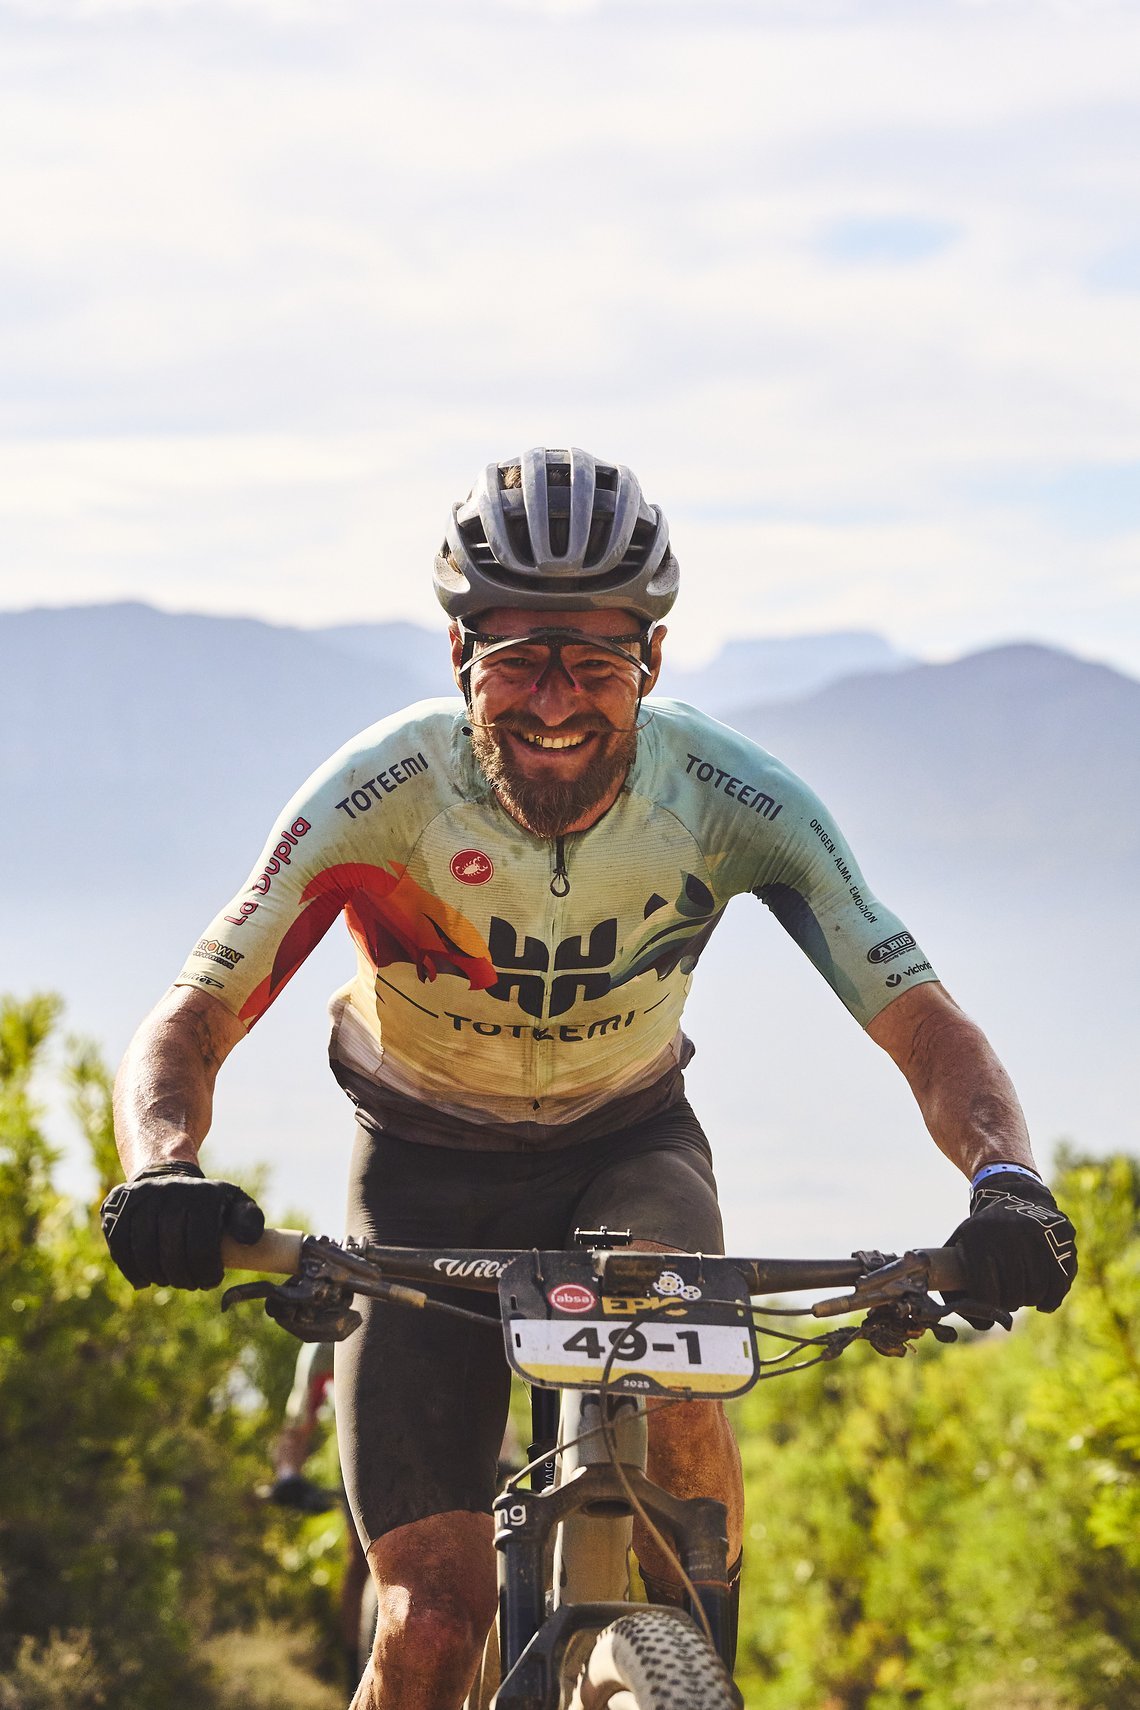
[0,996,338,1708]
[731,1147,1140,1709]
[3,992,1137,1708]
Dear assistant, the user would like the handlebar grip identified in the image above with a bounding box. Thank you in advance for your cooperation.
[221,1227,305,1275]
[915,1246,966,1293]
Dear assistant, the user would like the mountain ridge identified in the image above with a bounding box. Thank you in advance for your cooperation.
[4,603,1133,1249]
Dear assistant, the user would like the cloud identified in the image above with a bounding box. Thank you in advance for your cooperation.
[963,462,1140,538]
[1087,239,1140,292]
[815,217,959,265]
[1,0,1139,673]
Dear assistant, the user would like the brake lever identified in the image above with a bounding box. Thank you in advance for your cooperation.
[859,1297,959,1357]
[811,1250,938,1318]
[221,1280,277,1311]
[812,1249,1014,1346]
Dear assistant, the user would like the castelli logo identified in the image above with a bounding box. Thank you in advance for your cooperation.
[450,849,494,885]
[548,1282,598,1315]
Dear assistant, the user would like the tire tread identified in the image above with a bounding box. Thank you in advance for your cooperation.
[566,1610,737,1710]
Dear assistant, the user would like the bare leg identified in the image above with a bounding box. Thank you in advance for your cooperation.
[629,1240,744,1587]
[640,1394,743,1581]
[340,1520,371,1684]
[349,1510,497,1710]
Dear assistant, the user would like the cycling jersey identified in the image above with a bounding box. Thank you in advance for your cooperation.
[174,698,937,1142]
[283,1339,335,1428]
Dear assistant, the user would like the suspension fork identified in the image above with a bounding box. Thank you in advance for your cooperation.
[552,1389,648,1605]
[493,1387,734,1694]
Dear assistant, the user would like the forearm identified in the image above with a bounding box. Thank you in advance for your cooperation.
[273,1420,318,1478]
[867,984,1037,1182]
[112,987,243,1177]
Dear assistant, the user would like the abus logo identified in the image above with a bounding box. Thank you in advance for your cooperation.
[451,849,494,885]
[548,1282,598,1314]
[432,1257,507,1279]
[867,932,917,966]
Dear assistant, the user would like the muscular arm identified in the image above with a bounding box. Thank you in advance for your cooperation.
[112,986,246,1178]
[866,982,1037,1181]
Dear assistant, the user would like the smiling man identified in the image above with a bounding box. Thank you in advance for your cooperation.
[103,447,1077,1709]
[457,607,655,838]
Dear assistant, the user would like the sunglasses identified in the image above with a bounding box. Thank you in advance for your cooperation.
[459,626,652,692]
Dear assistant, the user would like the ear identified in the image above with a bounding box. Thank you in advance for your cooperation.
[641,624,667,696]
[448,622,465,690]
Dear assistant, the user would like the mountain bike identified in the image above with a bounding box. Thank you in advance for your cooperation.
[221,1227,973,1709]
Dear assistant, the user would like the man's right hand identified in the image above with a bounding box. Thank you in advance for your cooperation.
[101,1161,265,1290]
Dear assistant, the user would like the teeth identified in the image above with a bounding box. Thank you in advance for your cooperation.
[519,732,590,750]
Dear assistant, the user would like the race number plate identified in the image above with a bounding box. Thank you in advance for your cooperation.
[499,1251,759,1398]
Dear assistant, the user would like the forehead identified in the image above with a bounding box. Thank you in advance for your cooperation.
[476,607,640,640]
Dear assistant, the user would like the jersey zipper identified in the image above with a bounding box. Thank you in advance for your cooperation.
[531,834,572,1114]
[550,835,570,898]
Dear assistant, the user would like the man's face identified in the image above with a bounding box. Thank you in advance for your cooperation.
[450,606,665,838]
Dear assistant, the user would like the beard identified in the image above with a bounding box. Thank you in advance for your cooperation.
[470,716,638,838]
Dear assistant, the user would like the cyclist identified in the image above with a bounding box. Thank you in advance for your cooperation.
[267,1341,371,1686]
[102,446,1077,1710]
[269,1341,338,1514]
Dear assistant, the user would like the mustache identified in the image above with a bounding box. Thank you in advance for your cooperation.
[467,714,634,737]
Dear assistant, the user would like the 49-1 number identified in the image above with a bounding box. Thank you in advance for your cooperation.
[561,1326,702,1365]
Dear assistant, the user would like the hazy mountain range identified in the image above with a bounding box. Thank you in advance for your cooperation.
[4,603,1133,1254]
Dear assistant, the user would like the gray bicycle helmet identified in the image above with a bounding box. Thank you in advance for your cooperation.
[434,446,679,622]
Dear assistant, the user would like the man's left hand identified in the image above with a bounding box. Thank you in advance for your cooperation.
[947,1170,1077,1320]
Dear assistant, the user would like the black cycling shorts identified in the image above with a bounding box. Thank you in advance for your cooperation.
[334,1097,723,1548]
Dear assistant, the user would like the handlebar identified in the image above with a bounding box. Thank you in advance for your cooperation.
[221,1228,967,1301]
[222,1228,306,1274]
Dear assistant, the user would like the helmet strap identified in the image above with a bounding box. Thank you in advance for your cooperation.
[636,621,658,717]
[457,624,477,709]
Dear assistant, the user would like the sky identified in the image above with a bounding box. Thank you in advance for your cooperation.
[2,0,1140,671]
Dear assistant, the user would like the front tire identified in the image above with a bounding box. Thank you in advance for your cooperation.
[566,1610,738,1710]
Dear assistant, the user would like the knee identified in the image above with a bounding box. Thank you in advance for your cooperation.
[364,1511,496,1692]
[647,1401,741,1500]
[648,1397,730,1455]
[373,1577,496,1675]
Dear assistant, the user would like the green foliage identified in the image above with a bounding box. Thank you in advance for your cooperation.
[3,991,1138,1708]
[0,997,337,1708]
[730,1149,1140,1709]
[65,1037,121,1204]
[0,1628,109,1710]
[0,994,64,1256]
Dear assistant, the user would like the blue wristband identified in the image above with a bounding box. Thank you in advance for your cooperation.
[971,1161,1043,1191]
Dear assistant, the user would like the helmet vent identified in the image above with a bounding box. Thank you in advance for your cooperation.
[456,517,498,570]
[620,516,657,567]
[506,514,536,568]
[549,513,571,558]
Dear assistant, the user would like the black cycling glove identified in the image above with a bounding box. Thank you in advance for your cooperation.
[946,1169,1077,1326]
[101,1161,265,1291]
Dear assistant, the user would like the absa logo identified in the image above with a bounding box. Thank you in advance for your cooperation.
[548,1283,598,1315]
